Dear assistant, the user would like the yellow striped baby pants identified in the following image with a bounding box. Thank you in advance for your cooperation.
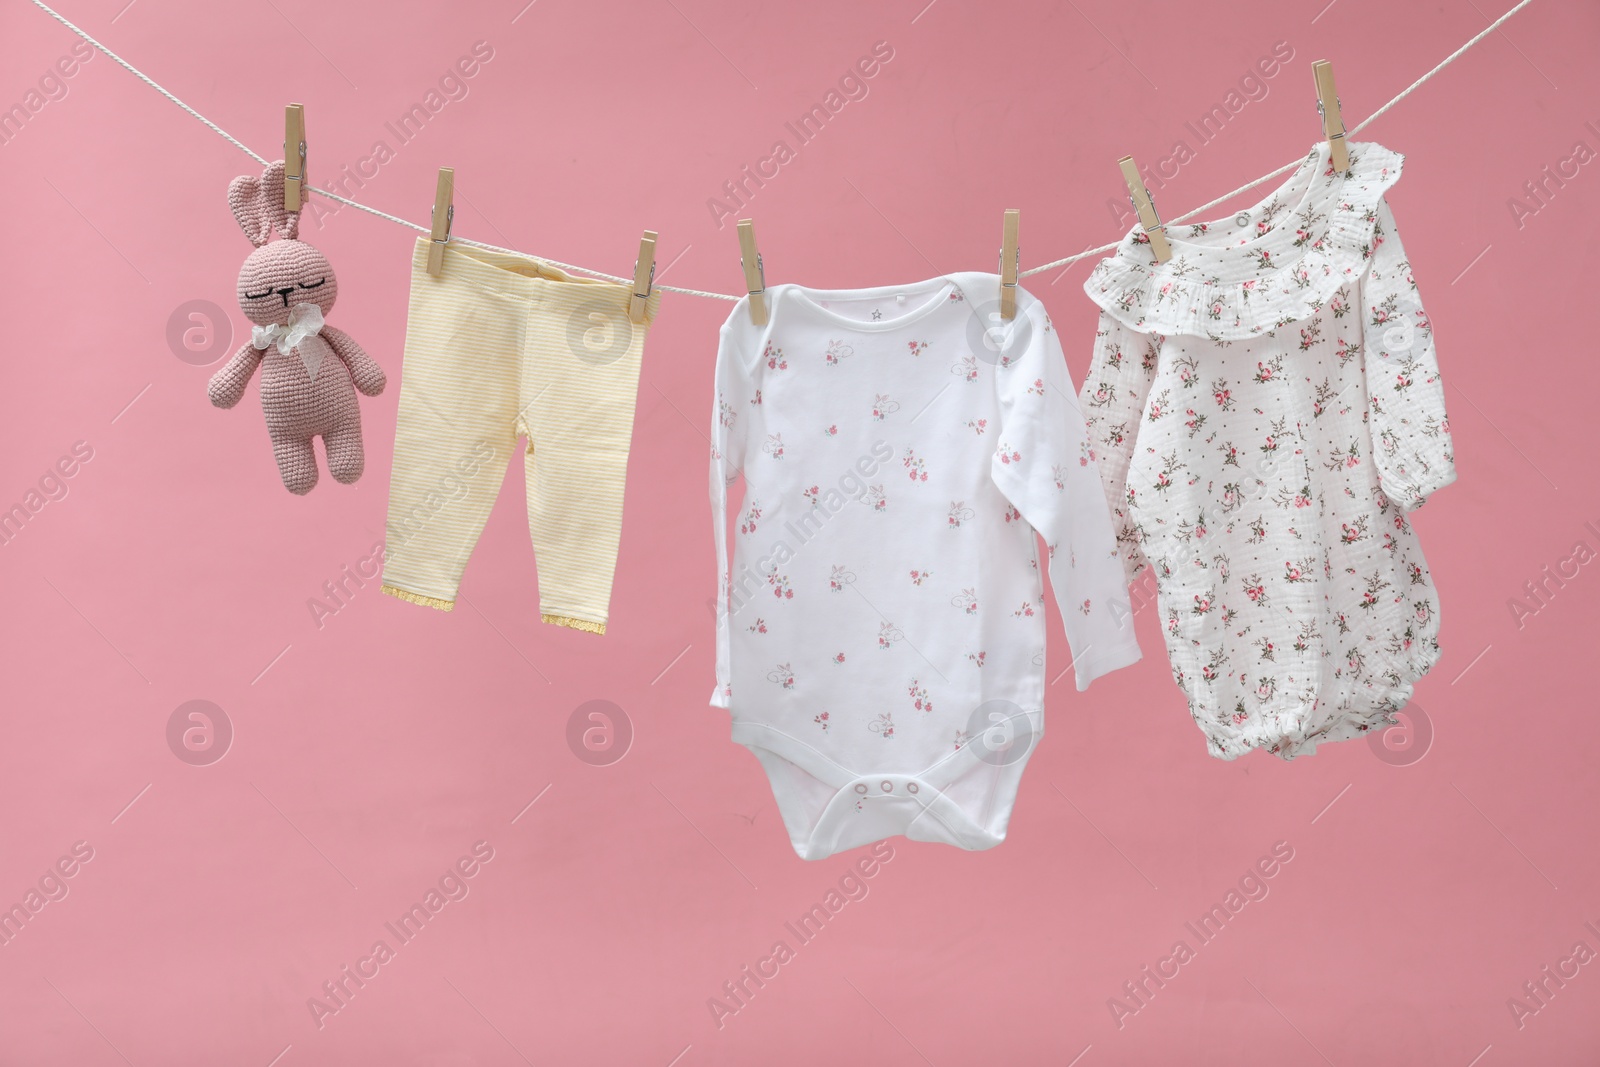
[381,237,659,635]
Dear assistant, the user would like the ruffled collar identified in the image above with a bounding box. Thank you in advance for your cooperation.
[1083,140,1404,339]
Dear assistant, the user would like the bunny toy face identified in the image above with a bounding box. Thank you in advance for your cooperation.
[228,160,338,327]
[237,241,338,328]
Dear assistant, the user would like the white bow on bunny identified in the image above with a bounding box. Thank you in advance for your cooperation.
[251,302,327,378]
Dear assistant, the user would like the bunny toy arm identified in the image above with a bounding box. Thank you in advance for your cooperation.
[322,325,387,397]
[208,341,264,409]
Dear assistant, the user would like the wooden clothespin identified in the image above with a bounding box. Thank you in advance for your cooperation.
[736,219,767,326]
[1312,60,1350,172]
[998,209,1020,320]
[426,167,455,277]
[629,231,657,324]
[283,103,306,211]
[1119,156,1172,264]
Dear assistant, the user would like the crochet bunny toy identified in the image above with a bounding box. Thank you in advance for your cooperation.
[208,160,386,494]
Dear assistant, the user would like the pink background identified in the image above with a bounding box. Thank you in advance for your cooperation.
[2,0,1597,1063]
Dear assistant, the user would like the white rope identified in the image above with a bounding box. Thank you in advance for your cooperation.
[297,183,744,300]
[32,0,1532,299]
[32,1,270,167]
[27,0,740,300]
[1020,0,1536,278]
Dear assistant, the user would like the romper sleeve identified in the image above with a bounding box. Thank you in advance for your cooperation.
[991,294,1142,692]
[1078,313,1160,581]
[709,320,751,710]
[1361,198,1456,511]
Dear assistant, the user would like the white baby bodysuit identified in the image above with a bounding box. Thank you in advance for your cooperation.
[709,273,1140,861]
[1079,139,1455,760]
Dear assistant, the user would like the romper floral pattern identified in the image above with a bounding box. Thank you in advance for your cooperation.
[1080,140,1456,760]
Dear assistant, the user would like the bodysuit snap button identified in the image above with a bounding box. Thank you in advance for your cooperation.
[854,783,868,794]
[906,782,920,794]
[880,780,893,792]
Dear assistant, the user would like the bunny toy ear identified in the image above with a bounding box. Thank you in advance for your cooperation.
[228,160,302,246]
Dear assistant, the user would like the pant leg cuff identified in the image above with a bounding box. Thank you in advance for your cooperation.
[382,584,456,611]
[541,612,606,635]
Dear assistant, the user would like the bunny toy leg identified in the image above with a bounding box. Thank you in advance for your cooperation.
[208,343,263,409]
[323,420,366,485]
[272,432,320,495]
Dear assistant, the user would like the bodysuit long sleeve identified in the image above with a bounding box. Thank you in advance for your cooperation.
[708,322,751,711]
[990,299,1142,690]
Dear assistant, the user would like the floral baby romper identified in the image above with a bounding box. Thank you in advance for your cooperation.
[1079,140,1455,759]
